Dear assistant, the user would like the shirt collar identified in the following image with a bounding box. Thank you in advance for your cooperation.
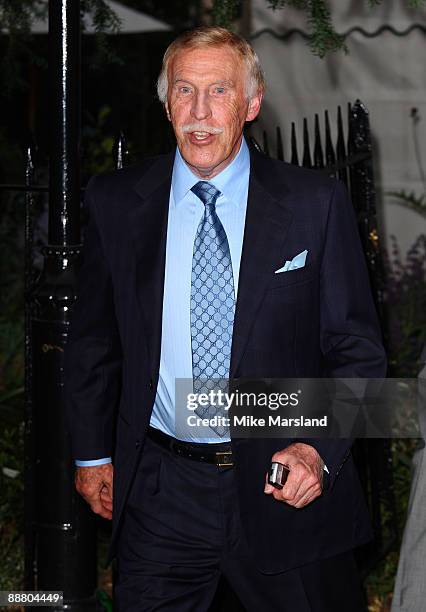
[171,137,250,207]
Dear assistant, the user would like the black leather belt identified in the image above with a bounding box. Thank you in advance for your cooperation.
[147,426,234,467]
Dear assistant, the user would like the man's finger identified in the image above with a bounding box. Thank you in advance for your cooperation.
[100,484,112,500]
[267,468,322,506]
[88,494,112,519]
[293,483,322,508]
[100,488,113,512]
[264,466,304,502]
[100,494,112,507]
[96,507,112,520]
[87,496,106,516]
[279,466,305,502]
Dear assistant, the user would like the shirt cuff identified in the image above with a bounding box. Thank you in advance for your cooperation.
[75,457,112,467]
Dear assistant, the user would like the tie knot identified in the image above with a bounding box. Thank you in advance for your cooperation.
[191,181,221,208]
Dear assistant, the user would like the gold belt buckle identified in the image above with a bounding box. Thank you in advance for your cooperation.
[215,450,233,467]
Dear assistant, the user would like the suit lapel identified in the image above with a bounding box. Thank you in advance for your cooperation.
[129,153,174,375]
[229,149,293,378]
[127,147,293,382]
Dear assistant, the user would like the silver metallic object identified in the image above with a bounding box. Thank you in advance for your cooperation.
[268,462,290,489]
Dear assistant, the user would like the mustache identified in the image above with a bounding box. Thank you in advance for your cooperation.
[181,124,224,134]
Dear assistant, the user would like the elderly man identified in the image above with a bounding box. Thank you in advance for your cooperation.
[64,27,386,611]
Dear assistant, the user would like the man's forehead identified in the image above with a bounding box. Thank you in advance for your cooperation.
[169,45,243,75]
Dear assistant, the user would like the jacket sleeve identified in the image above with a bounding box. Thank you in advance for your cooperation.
[63,176,122,461]
[297,179,387,489]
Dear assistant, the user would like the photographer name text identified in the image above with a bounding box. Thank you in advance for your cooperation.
[186,415,328,428]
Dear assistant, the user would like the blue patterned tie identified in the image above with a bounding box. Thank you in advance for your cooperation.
[190,181,235,437]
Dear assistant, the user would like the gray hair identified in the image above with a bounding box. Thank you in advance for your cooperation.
[157,26,265,104]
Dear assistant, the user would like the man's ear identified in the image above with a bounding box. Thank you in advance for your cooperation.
[165,102,171,122]
[246,91,263,123]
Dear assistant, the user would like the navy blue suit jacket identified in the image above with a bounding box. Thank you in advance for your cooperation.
[64,145,387,573]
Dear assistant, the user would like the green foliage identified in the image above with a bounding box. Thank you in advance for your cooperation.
[384,235,426,377]
[0,0,120,96]
[0,0,120,36]
[212,0,242,27]
[0,172,26,590]
[0,309,25,591]
[0,0,45,95]
[213,0,346,56]
[364,236,425,605]
[81,0,121,33]
[80,0,122,68]
[306,0,346,57]
[266,0,346,56]
[365,438,419,607]
[213,0,425,57]
[212,0,347,57]
[0,421,25,591]
[82,105,118,178]
[364,236,426,606]
[96,589,113,612]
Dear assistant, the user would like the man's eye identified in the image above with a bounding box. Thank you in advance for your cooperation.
[214,87,226,94]
[180,86,192,94]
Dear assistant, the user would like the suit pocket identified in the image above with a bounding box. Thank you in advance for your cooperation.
[130,437,164,499]
[127,458,163,513]
[268,263,316,289]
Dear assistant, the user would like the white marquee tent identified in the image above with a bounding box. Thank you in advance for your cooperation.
[249,0,426,256]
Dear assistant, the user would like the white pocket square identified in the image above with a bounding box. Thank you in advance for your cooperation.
[275,249,308,274]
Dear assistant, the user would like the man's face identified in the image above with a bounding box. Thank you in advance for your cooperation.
[165,45,262,179]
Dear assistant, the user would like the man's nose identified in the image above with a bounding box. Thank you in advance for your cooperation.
[191,91,211,121]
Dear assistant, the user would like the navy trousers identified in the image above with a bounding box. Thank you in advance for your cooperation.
[114,436,367,611]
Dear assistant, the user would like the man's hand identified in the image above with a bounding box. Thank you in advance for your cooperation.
[264,443,324,508]
[75,463,114,520]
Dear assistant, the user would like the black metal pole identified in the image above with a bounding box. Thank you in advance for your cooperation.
[24,146,36,592]
[48,0,81,246]
[26,1,98,609]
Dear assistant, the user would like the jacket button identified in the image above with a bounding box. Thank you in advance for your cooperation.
[135,440,140,449]
[149,379,154,390]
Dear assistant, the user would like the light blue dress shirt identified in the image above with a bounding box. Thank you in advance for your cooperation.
[150,137,249,443]
[75,138,250,465]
